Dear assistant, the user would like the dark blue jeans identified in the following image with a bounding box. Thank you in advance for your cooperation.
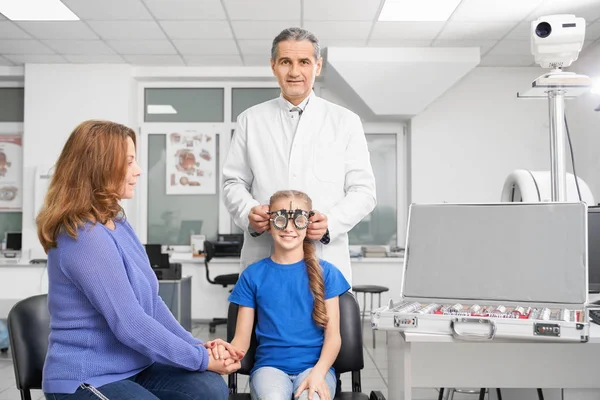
[44,363,228,400]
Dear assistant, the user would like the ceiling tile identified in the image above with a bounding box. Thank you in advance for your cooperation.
[224,0,300,20]
[0,22,31,39]
[4,54,67,64]
[64,54,126,63]
[368,39,432,47]
[108,40,177,55]
[159,21,233,39]
[62,0,153,20]
[437,22,517,40]
[243,55,271,66]
[303,21,371,40]
[144,0,226,20]
[172,39,239,55]
[15,21,98,40]
[42,40,116,55]
[479,54,535,66]
[0,56,13,66]
[320,39,366,48]
[184,55,243,66]
[370,22,445,40]
[238,39,272,56]
[0,40,54,54]
[505,21,532,40]
[487,40,530,56]
[432,39,498,54]
[450,0,543,22]
[123,54,184,65]
[88,21,166,40]
[231,21,299,40]
[530,0,600,22]
[303,0,380,21]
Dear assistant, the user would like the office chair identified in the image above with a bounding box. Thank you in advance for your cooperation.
[7,294,50,400]
[226,292,387,399]
[204,240,239,333]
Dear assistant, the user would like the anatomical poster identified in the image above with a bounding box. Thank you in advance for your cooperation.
[166,129,216,195]
[0,135,22,210]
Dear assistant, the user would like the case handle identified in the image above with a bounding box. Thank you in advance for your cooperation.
[450,318,496,341]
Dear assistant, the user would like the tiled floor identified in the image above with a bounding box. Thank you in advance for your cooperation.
[0,321,391,400]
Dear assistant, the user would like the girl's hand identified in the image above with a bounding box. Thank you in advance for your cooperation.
[294,370,331,400]
[204,338,245,361]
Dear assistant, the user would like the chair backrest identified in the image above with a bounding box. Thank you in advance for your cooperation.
[226,300,258,375]
[7,294,50,394]
[226,291,363,376]
[333,292,364,373]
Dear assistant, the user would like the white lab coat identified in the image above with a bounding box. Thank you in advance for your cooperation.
[222,92,376,284]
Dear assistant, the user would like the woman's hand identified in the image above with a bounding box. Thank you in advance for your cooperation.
[294,370,331,400]
[206,351,241,375]
[204,338,245,361]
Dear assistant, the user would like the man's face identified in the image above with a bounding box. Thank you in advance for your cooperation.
[271,40,322,104]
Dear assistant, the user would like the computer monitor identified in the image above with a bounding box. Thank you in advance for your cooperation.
[588,207,600,293]
[144,244,169,269]
[5,232,21,251]
[177,220,203,245]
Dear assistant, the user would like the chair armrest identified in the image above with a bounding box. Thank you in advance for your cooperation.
[369,390,386,400]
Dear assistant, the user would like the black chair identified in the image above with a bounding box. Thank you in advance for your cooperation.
[205,240,239,333]
[227,292,386,400]
[7,294,50,400]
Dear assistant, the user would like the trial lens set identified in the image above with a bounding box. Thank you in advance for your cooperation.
[390,301,584,322]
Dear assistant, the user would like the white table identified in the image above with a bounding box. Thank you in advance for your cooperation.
[387,323,600,400]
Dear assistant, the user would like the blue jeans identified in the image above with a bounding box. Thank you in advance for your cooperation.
[44,363,228,400]
[250,367,337,400]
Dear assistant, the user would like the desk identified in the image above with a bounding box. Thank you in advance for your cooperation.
[158,276,192,331]
[387,324,600,400]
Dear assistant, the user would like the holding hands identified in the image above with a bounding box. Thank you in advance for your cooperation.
[204,339,245,375]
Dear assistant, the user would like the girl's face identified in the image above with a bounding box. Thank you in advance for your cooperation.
[269,197,310,252]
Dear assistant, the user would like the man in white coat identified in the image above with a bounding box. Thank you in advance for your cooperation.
[222,27,376,285]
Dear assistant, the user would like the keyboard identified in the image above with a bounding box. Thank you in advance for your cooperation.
[590,310,600,325]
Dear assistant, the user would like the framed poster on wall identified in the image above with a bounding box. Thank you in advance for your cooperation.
[0,135,22,210]
[166,129,216,195]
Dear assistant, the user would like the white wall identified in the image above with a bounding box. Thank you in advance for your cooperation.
[22,64,135,259]
[564,44,600,204]
[411,66,553,203]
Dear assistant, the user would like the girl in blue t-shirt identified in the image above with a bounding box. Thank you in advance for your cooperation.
[229,190,351,400]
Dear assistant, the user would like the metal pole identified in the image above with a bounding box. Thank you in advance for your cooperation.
[547,90,567,201]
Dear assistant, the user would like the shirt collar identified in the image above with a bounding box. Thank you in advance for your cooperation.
[278,90,315,113]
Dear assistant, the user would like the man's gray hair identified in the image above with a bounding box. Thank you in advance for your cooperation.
[271,27,321,61]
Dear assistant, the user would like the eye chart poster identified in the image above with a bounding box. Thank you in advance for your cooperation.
[166,129,216,195]
[0,135,22,210]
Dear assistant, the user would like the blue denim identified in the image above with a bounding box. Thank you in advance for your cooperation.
[44,363,228,400]
[250,366,337,400]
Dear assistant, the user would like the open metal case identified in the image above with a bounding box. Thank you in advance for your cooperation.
[372,202,590,342]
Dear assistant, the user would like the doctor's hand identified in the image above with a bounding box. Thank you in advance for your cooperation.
[307,211,328,241]
[249,205,270,234]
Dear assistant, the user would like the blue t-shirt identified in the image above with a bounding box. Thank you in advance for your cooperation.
[228,257,351,375]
